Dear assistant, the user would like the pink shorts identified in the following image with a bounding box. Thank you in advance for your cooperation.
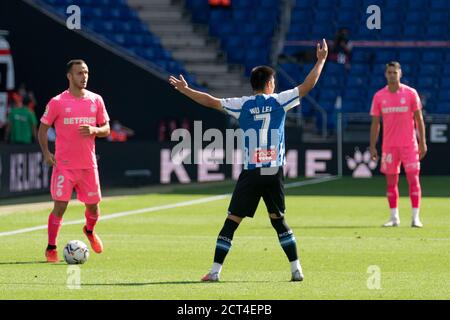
[50,167,102,204]
[381,146,420,175]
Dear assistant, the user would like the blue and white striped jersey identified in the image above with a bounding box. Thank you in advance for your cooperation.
[220,87,301,170]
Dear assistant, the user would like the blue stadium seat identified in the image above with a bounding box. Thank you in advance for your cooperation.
[381,25,402,39]
[344,88,365,100]
[425,24,448,38]
[342,101,361,113]
[325,63,347,75]
[370,77,385,88]
[429,12,449,24]
[383,12,402,24]
[408,0,428,10]
[314,11,334,23]
[291,9,312,22]
[418,65,441,76]
[339,0,356,9]
[422,52,444,64]
[375,50,397,63]
[418,77,438,89]
[403,25,425,40]
[322,76,342,89]
[435,103,450,114]
[294,0,315,9]
[430,0,449,10]
[351,50,371,63]
[384,0,403,9]
[319,90,340,101]
[398,51,419,64]
[316,0,336,9]
[444,65,450,75]
[347,76,366,88]
[405,11,427,24]
[441,77,450,88]
[439,91,450,102]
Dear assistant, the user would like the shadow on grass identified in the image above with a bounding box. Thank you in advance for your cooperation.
[0,260,51,265]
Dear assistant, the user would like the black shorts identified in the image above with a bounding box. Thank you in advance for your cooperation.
[228,167,285,218]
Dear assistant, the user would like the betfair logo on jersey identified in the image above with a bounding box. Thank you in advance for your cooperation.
[382,106,408,113]
[63,117,96,125]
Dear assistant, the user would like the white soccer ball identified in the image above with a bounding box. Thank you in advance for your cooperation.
[63,240,89,264]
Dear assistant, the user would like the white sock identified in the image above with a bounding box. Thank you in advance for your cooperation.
[412,208,420,221]
[211,262,222,274]
[290,260,302,273]
[390,208,399,221]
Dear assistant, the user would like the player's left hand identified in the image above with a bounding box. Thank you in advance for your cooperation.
[419,142,427,160]
[79,124,98,136]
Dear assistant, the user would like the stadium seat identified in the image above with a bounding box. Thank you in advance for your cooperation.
[418,64,441,76]
[422,51,444,64]
[441,77,450,89]
[408,0,428,10]
[398,51,419,64]
[430,0,448,10]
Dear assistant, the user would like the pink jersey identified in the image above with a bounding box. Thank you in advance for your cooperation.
[41,90,110,169]
[370,84,422,148]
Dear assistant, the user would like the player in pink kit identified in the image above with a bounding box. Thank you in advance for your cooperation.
[370,61,427,228]
[38,60,110,262]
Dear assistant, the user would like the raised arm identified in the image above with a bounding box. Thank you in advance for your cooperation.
[298,39,328,98]
[169,75,223,112]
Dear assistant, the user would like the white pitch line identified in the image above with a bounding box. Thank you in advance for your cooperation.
[0,176,339,237]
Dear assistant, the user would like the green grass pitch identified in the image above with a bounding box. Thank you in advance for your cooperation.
[0,176,449,300]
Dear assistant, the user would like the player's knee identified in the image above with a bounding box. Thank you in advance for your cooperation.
[406,171,421,189]
[53,201,68,217]
[85,203,99,215]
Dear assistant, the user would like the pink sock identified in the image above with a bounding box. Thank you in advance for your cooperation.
[85,209,100,232]
[48,213,63,246]
[386,174,399,209]
[406,171,421,209]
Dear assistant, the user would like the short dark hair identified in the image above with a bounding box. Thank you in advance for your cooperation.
[250,66,275,91]
[66,59,87,73]
[385,61,401,71]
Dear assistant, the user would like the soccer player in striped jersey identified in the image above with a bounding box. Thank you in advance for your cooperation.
[169,39,328,281]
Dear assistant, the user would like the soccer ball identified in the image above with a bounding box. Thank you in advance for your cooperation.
[63,240,89,264]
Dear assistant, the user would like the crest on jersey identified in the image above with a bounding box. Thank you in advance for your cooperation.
[400,97,406,104]
[65,107,72,113]
[90,104,97,113]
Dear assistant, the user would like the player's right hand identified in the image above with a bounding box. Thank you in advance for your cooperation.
[370,146,378,161]
[169,75,188,92]
[44,152,56,167]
